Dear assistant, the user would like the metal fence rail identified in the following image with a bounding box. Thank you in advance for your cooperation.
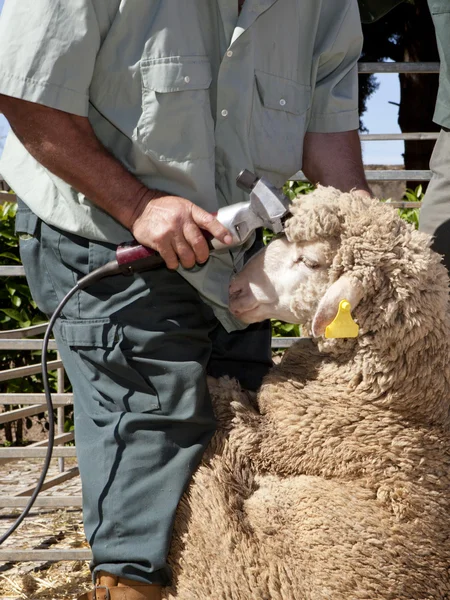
[358,62,439,73]
[0,59,438,564]
[291,169,432,184]
[0,549,92,562]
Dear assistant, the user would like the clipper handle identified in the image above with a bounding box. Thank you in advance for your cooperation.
[116,229,215,275]
[116,243,165,274]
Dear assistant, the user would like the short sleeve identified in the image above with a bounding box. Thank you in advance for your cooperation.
[0,0,101,116]
[308,0,363,133]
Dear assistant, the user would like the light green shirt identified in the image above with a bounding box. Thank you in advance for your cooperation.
[0,0,362,331]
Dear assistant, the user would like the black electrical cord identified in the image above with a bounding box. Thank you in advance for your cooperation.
[0,259,122,545]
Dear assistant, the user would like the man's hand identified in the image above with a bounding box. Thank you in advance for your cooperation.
[131,193,233,270]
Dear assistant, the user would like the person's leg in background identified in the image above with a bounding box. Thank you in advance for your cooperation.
[419,128,450,275]
[207,320,272,391]
[15,202,218,597]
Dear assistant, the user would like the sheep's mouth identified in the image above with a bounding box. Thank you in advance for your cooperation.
[229,286,261,320]
[230,304,265,324]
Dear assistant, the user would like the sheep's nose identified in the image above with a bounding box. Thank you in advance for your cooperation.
[229,277,243,300]
[229,291,241,303]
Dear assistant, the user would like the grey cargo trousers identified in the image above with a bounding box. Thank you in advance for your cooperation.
[15,201,272,585]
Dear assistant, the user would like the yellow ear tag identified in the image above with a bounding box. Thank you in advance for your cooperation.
[325,300,359,339]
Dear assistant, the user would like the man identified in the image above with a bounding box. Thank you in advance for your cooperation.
[0,1,370,598]
[419,1,450,274]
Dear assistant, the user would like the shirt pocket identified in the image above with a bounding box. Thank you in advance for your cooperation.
[249,70,311,179]
[136,56,214,162]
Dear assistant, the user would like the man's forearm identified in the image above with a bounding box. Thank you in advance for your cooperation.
[302,130,371,196]
[0,96,152,230]
[0,95,233,268]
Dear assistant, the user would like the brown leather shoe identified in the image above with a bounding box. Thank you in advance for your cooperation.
[78,571,162,600]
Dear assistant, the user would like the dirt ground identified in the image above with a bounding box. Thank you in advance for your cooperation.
[0,459,91,600]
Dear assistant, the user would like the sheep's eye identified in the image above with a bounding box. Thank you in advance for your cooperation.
[303,258,320,269]
[294,256,320,269]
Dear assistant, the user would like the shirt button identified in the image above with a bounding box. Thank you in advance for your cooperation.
[184,76,190,83]
[226,50,233,57]
[279,99,286,106]
[221,109,228,117]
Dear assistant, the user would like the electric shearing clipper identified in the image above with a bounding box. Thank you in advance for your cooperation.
[113,169,291,275]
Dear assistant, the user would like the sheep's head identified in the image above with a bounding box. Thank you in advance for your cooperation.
[229,187,448,344]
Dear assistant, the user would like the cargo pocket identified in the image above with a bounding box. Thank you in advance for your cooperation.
[14,202,59,316]
[249,70,311,179]
[136,55,214,162]
[56,318,161,414]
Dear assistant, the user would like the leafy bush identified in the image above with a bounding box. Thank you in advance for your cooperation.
[397,184,423,227]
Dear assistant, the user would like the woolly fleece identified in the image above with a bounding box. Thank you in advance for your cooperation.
[163,190,450,600]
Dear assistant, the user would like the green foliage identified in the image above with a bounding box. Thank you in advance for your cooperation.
[283,180,316,200]
[271,320,301,338]
[263,180,315,245]
[381,184,423,228]
[0,201,46,329]
[397,184,423,228]
[64,418,75,433]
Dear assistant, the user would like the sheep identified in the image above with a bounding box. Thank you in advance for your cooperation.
[162,187,450,600]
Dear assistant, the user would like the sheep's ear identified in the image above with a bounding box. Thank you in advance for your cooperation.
[311,275,363,338]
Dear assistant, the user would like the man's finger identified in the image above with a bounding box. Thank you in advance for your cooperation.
[191,205,233,245]
[183,222,210,264]
[157,241,179,270]
[172,233,197,269]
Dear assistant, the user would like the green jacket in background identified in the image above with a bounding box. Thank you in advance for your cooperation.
[428,1,450,128]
